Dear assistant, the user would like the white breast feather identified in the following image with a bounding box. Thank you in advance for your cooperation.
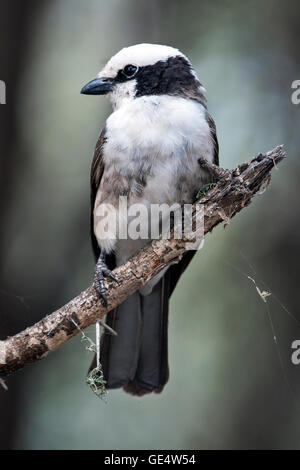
[95,95,214,266]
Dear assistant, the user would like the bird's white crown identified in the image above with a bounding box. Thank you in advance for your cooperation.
[98,43,187,78]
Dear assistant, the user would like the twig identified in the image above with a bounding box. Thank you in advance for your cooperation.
[99,320,117,336]
[0,378,8,391]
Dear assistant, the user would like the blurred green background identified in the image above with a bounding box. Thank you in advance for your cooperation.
[0,0,300,450]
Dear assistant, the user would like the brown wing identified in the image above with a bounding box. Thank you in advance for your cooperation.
[90,127,116,269]
[206,111,219,166]
[168,112,219,296]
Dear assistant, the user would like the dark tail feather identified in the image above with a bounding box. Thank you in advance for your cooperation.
[88,275,170,396]
[98,291,142,388]
[124,276,169,395]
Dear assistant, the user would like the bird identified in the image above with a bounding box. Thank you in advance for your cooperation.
[81,43,219,396]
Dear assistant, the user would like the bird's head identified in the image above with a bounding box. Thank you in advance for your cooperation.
[81,43,206,109]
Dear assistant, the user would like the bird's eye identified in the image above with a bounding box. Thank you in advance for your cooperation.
[122,64,138,78]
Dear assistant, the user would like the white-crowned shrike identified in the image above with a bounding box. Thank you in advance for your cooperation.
[81,43,219,395]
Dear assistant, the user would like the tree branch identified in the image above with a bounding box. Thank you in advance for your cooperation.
[0,146,285,378]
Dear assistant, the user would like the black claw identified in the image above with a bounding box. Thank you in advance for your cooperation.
[106,271,119,284]
[101,292,108,308]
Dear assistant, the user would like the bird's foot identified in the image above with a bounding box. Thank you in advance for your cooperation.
[198,156,230,182]
[94,253,118,307]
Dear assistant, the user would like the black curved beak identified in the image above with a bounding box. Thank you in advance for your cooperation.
[80,77,114,95]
